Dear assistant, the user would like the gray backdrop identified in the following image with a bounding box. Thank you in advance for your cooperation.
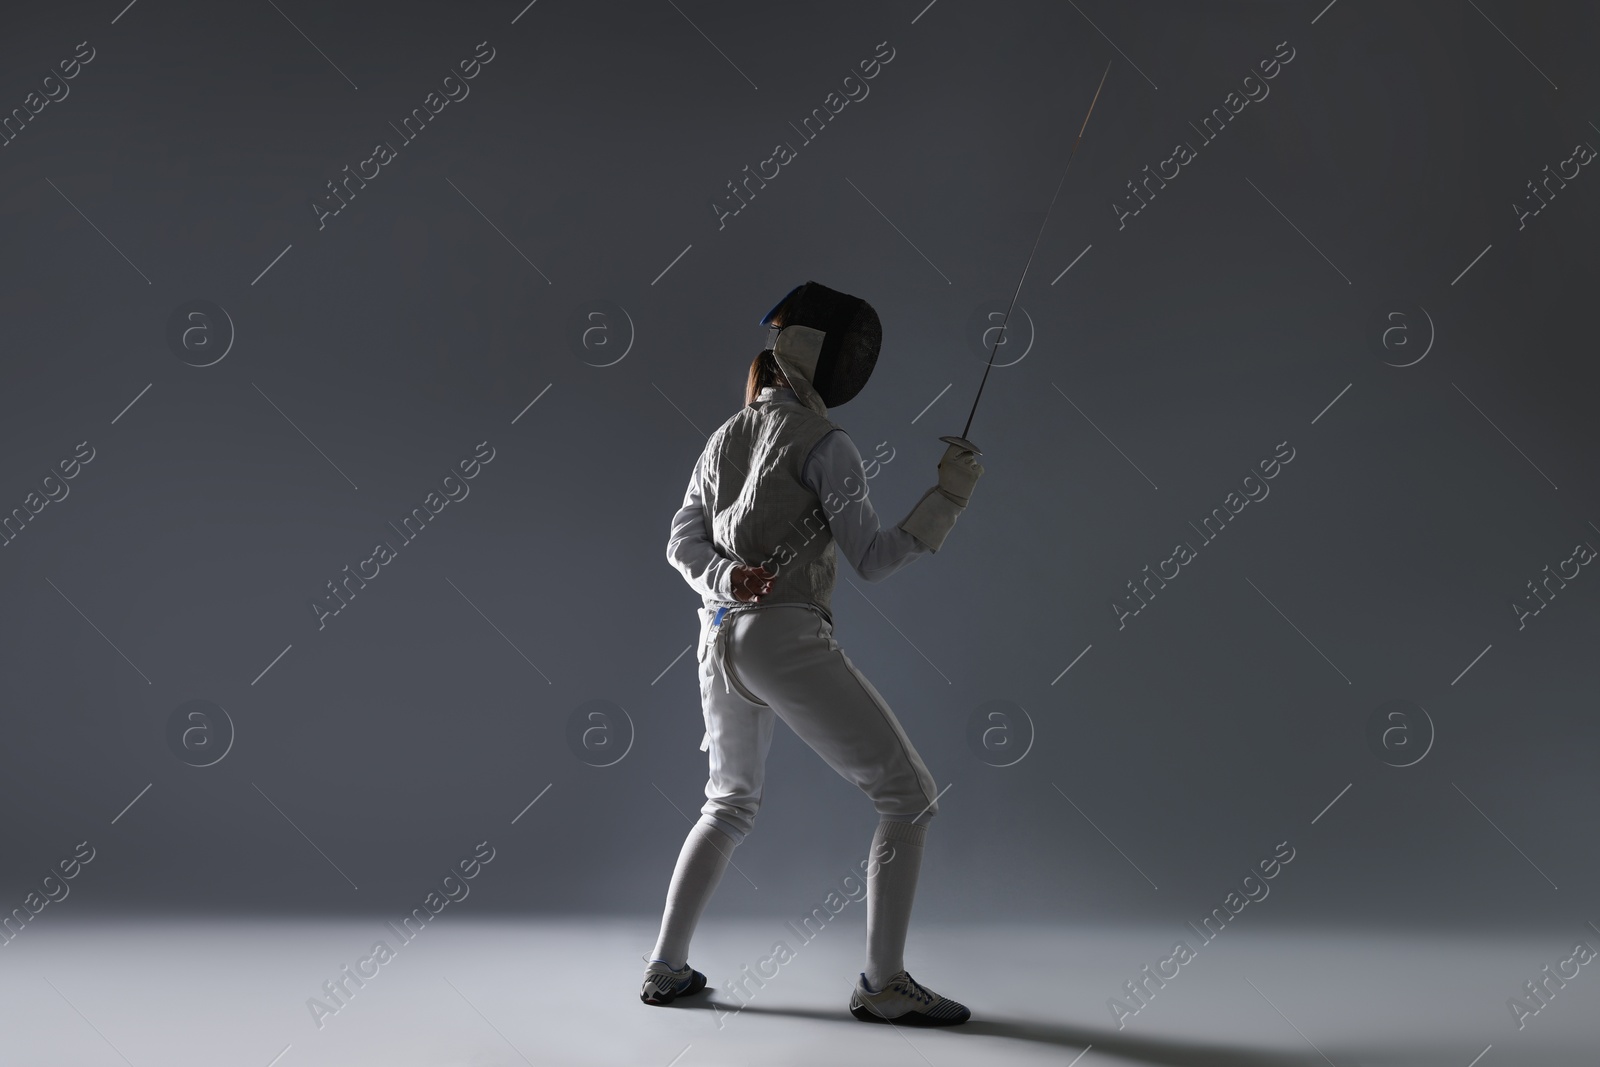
[2,0,1595,939]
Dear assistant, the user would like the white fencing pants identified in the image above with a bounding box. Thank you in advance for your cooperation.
[694,602,941,845]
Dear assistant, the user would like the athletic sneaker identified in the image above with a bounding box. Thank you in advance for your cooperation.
[850,970,971,1026]
[640,959,707,1005]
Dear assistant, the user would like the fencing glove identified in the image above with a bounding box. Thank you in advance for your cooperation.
[933,442,983,506]
[897,442,984,552]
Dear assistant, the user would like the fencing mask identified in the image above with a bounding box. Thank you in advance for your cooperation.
[759,281,881,415]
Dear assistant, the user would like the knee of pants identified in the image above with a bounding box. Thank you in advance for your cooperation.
[865,763,939,824]
[700,799,757,846]
[879,804,937,826]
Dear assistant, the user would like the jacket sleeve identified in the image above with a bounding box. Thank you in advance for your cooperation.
[802,429,930,582]
[666,451,737,599]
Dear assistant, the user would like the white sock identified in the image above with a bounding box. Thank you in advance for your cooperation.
[864,818,928,990]
[650,815,738,970]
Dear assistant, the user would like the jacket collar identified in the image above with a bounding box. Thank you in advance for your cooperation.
[756,385,801,404]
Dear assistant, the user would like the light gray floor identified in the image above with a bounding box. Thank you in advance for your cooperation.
[3,917,1593,1066]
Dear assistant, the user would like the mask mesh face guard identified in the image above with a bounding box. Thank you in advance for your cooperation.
[758,281,881,409]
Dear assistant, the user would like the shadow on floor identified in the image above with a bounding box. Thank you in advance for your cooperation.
[670,995,1348,1067]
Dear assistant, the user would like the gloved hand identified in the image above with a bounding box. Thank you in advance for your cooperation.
[935,442,984,506]
[897,441,985,553]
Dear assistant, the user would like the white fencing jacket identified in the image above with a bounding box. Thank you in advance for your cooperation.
[667,385,930,620]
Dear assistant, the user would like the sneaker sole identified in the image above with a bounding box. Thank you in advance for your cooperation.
[849,1000,970,1027]
[641,971,707,1006]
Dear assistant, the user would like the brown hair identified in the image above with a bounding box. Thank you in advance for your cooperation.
[746,349,789,405]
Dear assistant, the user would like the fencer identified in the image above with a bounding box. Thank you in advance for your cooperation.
[641,281,983,1026]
